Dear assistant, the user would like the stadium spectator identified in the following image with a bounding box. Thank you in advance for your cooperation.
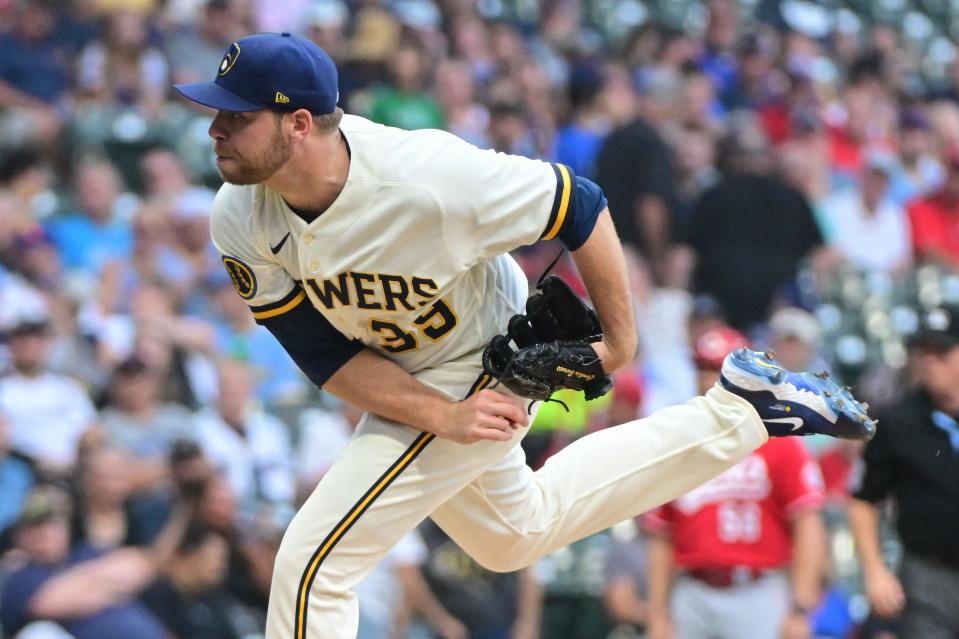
[482,94,535,157]
[538,533,615,639]
[142,520,243,639]
[888,108,944,205]
[193,360,295,523]
[603,521,650,638]
[74,441,177,546]
[139,147,216,202]
[354,529,467,639]
[302,0,350,61]
[99,199,191,313]
[13,226,63,294]
[0,315,98,476]
[720,32,781,113]
[698,0,741,96]
[671,121,720,218]
[294,403,354,499]
[0,486,171,639]
[685,112,823,331]
[435,58,490,148]
[209,275,308,405]
[908,146,959,268]
[551,61,610,179]
[826,80,895,188]
[70,446,139,551]
[0,415,35,549]
[817,440,864,505]
[169,188,222,313]
[765,307,823,372]
[365,41,443,131]
[819,151,912,274]
[98,356,192,478]
[44,158,133,279]
[775,98,831,205]
[74,9,169,117]
[0,0,70,149]
[645,326,827,639]
[0,148,55,228]
[252,0,311,34]
[195,472,276,622]
[595,67,680,286]
[166,0,244,87]
[126,283,219,407]
[417,518,543,639]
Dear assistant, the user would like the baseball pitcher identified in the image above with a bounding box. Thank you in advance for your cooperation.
[174,33,874,639]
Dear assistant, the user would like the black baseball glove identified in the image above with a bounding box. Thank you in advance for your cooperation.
[482,274,613,403]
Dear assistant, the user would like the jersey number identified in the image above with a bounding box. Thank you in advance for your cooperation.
[717,502,762,543]
[370,299,457,353]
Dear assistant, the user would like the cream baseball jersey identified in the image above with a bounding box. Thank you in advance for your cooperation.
[211,115,575,375]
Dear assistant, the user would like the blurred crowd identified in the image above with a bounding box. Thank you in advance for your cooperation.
[1,0,959,637]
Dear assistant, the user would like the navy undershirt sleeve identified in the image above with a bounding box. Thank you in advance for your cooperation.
[257,293,363,388]
[556,175,607,251]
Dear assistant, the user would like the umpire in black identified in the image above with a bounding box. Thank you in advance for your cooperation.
[849,304,959,638]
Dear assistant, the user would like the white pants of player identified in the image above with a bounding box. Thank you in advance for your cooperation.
[264,357,768,639]
[670,571,790,639]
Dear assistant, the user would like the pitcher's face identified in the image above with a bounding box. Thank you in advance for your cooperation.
[209,110,293,185]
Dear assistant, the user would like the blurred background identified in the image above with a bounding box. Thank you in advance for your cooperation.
[0,0,957,637]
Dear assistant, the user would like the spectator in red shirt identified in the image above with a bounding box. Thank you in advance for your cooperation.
[645,326,827,639]
[908,147,959,267]
[817,440,863,505]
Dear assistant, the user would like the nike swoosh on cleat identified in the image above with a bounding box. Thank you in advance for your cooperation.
[763,416,804,431]
[753,358,784,371]
[270,232,291,255]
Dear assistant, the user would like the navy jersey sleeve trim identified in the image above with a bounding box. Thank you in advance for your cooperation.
[556,175,608,251]
[541,163,574,240]
[258,293,363,388]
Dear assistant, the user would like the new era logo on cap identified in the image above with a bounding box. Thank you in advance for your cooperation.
[174,33,339,115]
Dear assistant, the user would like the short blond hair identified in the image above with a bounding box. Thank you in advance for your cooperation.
[273,107,344,133]
[313,107,344,131]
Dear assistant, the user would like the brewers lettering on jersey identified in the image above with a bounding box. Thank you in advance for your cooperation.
[174,32,875,639]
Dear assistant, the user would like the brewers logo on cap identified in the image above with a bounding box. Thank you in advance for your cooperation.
[219,42,240,76]
[222,256,256,299]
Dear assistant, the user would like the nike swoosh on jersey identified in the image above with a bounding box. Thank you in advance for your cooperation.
[763,416,804,431]
[271,232,291,255]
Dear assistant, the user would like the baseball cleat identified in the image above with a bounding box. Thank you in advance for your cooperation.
[719,348,876,441]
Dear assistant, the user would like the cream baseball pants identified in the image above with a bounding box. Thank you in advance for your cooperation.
[265,360,768,639]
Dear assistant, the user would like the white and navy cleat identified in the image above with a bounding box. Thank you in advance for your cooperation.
[719,348,876,441]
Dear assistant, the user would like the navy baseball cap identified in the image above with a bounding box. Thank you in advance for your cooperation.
[175,32,338,114]
[913,304,959,351]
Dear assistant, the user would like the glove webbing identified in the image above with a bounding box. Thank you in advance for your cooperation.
[491,249,580,413]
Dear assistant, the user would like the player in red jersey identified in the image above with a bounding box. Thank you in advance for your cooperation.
[644,327,828,639]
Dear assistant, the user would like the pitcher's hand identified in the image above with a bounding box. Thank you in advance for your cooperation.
[439,388,528,444]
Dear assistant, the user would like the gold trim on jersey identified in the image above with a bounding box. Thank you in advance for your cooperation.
[293,372,494,639]
[543,163,573,241]
[251,290,306,320]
